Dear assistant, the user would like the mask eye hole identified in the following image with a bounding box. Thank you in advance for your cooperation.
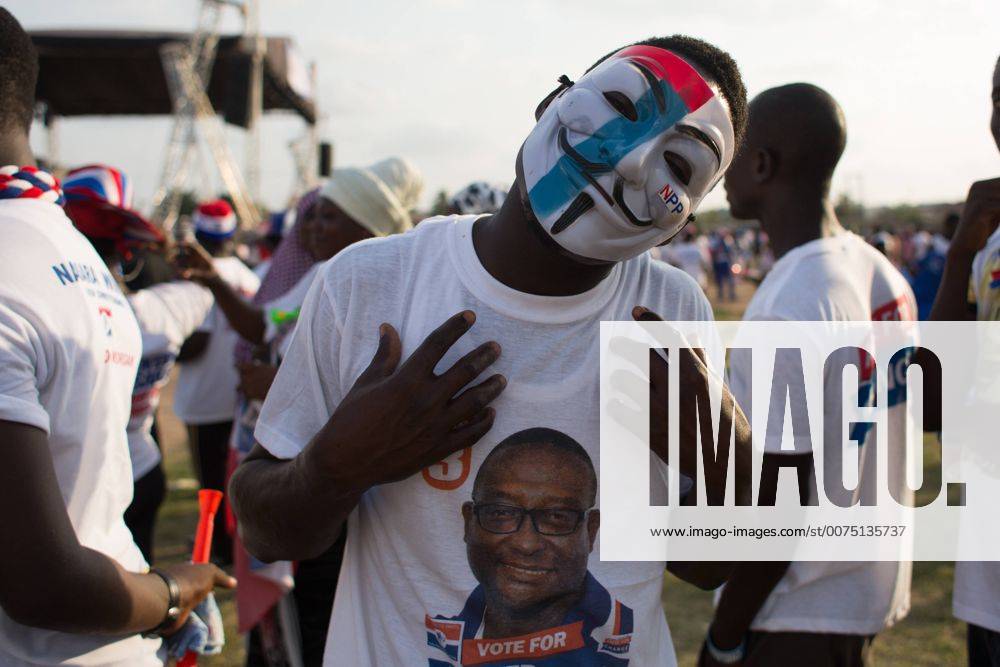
[603,91,638,122]
[663,150,693,186]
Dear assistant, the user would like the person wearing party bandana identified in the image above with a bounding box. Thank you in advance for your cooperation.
[0,8,234,666]
[62,165,218,565]
[230,35,750,666]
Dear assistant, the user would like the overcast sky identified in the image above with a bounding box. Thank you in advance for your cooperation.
[8,0,1000,214]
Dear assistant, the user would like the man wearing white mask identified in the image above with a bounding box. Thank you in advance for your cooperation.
[229,36,750,666]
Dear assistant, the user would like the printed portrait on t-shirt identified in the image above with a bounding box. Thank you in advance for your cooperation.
[425,427,633,666]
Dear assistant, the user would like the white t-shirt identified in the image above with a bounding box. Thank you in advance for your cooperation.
[127,282,214,480]
[731,231,916,635]
[173,256,260,424]
[255,215,714,667]
[953,226,1000,633]
[0,199,162,665]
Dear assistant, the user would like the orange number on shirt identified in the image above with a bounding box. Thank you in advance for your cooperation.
[422,447,472,491]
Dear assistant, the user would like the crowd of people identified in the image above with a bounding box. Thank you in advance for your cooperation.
[0,5,998,667]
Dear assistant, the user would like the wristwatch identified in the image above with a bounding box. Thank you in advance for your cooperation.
[705,628,747,664]
[143,568,182,637]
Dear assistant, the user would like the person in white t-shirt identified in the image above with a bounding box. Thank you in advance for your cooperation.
[227,36,753,667]
[931,54,1000,667]
[705,83,915,666]
[172,200,259,564]
[62,164,216,563]
[0,10,234,665]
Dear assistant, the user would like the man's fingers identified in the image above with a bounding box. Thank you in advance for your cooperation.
[437,341,501,396]
[212,566,237,590]
[633,305,663,321]
[359,323,402,382]
[609,335,656,374]
[404,311,476,376]
[445,374,506,425]
[610,368,650,406]
[649,348,669,392]
[444,407,497,451]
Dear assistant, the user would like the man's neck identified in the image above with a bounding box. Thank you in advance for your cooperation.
[472,191,615,297]
[760,186,843,260]
[482,593,581,638]
[0,131,35,169]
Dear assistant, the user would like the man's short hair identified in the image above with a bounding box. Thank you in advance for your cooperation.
[474,427,597,505]
[0,8,38,133]
[589,35,748,147]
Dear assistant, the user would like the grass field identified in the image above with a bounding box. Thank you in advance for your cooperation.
[152,278,968,666]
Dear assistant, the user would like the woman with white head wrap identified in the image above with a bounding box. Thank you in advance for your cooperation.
[317,156,424,239]
[178,156,424,349]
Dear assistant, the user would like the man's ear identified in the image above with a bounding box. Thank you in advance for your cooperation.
[754,148,777,184]
[586,509,600,551]
[462,501,474,545]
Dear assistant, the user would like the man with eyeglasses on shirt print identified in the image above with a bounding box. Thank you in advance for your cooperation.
[426,427,633,667]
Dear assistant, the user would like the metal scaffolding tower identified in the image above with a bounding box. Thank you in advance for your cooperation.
[150,0,262,232]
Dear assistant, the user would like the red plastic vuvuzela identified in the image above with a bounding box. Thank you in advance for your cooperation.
[177,489,224,667]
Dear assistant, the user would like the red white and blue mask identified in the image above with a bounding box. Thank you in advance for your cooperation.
[517,45,735,262]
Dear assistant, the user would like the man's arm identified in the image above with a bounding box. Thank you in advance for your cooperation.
[704,451,814,662]
[0,420,234,635]
[229,443,358,563]
[177,331,210,362]
[706,562,789,651]
[930,178,1000,322]
[175,242,266,344]
[919,178,1000,432]
[230,312,506,563]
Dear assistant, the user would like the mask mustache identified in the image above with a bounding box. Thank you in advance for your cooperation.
[558,126,657,231]
[612,176,654,228]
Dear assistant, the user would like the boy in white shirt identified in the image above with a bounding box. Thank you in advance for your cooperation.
[707,83,915,666]
[62,164,216,562]
[0,9,233,665]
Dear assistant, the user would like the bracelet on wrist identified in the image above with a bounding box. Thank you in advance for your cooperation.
[142,568,182,637]
[705,627,747,664]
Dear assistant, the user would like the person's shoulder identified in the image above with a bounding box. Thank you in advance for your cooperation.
[314,217,459,300]
[634,252,713,318]
[0,200,79,249]
[325,216,461,272]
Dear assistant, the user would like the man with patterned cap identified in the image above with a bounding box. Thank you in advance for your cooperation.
[448,181,508,216]
[174,198,259,565]
[0,9,233,665]
[229,35,752,666]
[62,165,215,562]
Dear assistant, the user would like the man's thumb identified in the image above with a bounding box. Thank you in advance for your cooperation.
[362,323,402,380]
